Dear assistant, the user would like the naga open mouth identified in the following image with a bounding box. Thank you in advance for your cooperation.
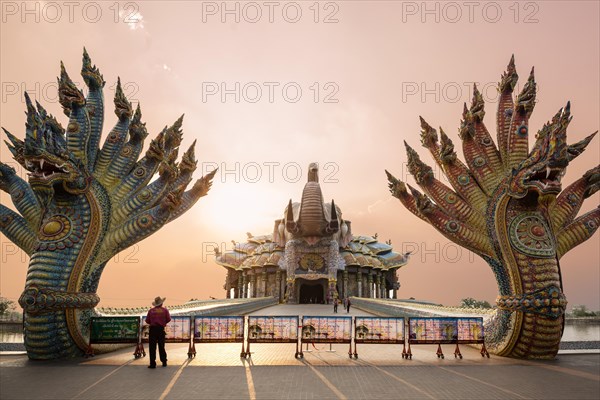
[26,157,72,184]
[524,164,565,194]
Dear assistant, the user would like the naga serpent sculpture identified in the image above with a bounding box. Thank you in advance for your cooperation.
[386,56,599,359]
[0,49,216,359]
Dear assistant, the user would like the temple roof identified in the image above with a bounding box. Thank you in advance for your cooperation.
[214,163,410,272]
[215,234,409,271]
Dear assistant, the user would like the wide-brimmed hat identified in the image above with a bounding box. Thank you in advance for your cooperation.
[152,296,166,307]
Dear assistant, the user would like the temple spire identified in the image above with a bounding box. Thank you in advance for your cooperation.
[307,162,319,182]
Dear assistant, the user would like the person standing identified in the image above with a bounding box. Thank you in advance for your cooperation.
[146,296,171,368]
[333,298,338,313]
[346,297,351,313]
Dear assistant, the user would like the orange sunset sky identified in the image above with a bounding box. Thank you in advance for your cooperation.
[1,1,598,310]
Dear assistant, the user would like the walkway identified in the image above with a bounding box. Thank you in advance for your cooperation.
[246,303,369,316]
[1,304,599,399]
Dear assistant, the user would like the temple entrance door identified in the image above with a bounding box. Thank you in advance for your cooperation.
[299,281,325,304]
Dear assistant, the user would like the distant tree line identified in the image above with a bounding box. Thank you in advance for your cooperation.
[458,298,600,316]
[570,305,600,317]
[460,297,493,309]
[0,296,14,316]
[0,295,20,321]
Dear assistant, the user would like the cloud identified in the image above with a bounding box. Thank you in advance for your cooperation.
[119,9,145,30]
[367,197,393,214]
[341,198,393,218]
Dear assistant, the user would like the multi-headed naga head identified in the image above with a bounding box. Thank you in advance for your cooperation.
[386,55,599,359]
[509,103,596,198]
[0,49,216,360]
[18,92,90,194]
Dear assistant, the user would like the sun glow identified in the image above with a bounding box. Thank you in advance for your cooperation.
[200,181,284,237]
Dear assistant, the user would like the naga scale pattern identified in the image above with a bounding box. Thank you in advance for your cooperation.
[386,56,599,359]
[0,49,216,359]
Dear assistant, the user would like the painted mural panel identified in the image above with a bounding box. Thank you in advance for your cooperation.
[408,318,458,344]
[142,316,191,343]
[354,317,404,343]
[456,318,485,343]
[193,316,244,342]
[301,316,352,343]
[247,316,299,343]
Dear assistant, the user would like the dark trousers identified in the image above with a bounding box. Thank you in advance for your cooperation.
[149,325,167,366]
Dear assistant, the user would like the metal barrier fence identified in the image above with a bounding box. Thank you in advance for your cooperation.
[245,316,300,358]
[354,316,405,358]
[86,297,276,358]
[191,316,245,357]
[86,315,489,360]
[299,316,352,358]
[142,316,193,357]
[407,317,488,359]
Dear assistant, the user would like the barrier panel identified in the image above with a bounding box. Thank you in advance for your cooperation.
[353,317,405,359]
[244,316,300,358]
[299,316,352,358]
[83,313,488,361]
[142,316,194,358]
[407,317,488,359]
[191,316,245,357]
[86,316,144,357]
[456,317,488,358]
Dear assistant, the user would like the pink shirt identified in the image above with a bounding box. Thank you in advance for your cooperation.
[145,306,171,327]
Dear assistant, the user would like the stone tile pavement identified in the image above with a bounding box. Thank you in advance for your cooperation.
[1,304,599,399]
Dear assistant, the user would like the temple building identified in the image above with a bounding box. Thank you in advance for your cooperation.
[215,163,410,304]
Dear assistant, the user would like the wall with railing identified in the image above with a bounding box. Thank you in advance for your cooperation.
[97,297,277,317]
[350,297,494,320]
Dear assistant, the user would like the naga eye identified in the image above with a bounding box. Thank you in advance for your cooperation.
[445,221,459,232]
[473,157,486,168]
[445,193,457,204]
[517,125,528,137]
[134,167,146,178]
[138,215,153,228]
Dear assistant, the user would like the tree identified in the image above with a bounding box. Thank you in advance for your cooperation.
[0,296,15,317]
[460,297,492,309]
[571,305,597,317]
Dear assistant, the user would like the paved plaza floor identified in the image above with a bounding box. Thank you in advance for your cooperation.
[1,304,599,399]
